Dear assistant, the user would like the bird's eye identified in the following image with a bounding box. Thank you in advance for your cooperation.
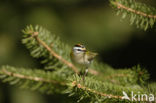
[77,49,82,51]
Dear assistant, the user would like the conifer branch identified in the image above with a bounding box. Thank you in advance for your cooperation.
[0,67,124,100]
[0,65,68,94]
[0,68,66,86]
[32,31,101,75]
[22,25,79,74]
[22,25,100,75]
[71,81,123,100]
[67,75,150,102]
[110,0,156,30]
[113,2,156,19]
[31,31,79,74]
[0,66,126,100]
[0,65,152,102]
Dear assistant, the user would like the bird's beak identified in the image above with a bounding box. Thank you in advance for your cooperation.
[81,48,86,52]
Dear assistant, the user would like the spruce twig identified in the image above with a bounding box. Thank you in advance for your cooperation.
[0,66,133,101]
[113,2,156,19]
[71,81,123,100]
[0,66,137,102]
[0,68,66,86]
[23,26,100,75]
[110,0,156,30]
[31,31,79,74]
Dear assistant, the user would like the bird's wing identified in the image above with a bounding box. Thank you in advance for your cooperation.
[86,51,98,61]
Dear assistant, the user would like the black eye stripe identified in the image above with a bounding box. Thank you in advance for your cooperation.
[76,49,86,52]
[77,49,82,51]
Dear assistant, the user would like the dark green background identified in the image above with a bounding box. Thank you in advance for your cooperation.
[0,0,156,103]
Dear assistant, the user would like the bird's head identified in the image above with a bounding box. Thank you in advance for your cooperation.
[72,44,86,54]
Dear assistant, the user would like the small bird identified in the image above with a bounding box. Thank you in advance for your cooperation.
[70,44,98,81]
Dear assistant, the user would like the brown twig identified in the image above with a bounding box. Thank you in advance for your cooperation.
[114,2,156,18]
[71,81,123,99]
[72,81,149,101]
[32,32,79,74]
[1,68,66,86]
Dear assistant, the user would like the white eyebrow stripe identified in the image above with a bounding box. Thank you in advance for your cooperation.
[73,47,82,50]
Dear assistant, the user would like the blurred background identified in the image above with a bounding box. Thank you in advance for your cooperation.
[0,0,156,103]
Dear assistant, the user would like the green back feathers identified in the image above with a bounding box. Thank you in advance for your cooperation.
[86,51,98,61]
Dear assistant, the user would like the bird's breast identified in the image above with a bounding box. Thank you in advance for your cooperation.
[71,53,90,67]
